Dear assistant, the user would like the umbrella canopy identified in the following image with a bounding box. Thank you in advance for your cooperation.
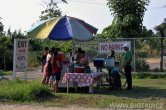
[27,16,98,41]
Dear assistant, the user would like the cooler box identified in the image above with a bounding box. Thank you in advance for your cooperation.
[105,58,115,67]
[93,58,105,67]
[74,67,85,73]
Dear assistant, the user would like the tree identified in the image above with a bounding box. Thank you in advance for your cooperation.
[0,17,4,35]
[154,18,166,37]
[39,0,68,20]
[102,18,119,38]
[154,18,166,50]
[17,28,25,38]
[154,18,166,71]
[0,36,13,69]
[142,27,160,55]
[7,27,11,36]
[102,0,150,38]
[12,29,26,39]
[136,26,156,47]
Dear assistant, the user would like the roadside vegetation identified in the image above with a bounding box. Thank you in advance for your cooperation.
[0,79,53,102]
[0,78,165,109]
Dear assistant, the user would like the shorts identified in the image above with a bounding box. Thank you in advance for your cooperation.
[44,64,52,77]
[52,72,61,81]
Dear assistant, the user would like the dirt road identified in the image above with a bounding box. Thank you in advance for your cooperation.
[0,104,109,110]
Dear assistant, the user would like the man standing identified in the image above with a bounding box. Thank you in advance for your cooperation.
[122,43,132,90]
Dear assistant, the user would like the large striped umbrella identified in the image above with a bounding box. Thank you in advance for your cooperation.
[27,16,98,41]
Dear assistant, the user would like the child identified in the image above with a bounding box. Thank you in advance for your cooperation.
[41,47,49,72]
[52,51,62,93]
[110,62,122,90]
[61,53,70,73]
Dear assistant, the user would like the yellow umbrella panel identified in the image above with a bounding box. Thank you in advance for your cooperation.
[28,17,60,39]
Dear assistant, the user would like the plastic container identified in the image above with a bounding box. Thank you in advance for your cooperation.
[105,57,115,67]
[93,58,105,67]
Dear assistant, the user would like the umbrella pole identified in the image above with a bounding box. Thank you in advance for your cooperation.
[72,40,75,55]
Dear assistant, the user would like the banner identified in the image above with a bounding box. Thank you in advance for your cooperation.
[98,41,131,53]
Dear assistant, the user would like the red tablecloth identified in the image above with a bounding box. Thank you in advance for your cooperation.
[62,72,103,87]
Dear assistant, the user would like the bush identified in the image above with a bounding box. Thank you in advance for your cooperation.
[0,79,53,102]
[136,58,150,72]
[3,71,13,75]
[28,51,43,68]
[136,50,148,58]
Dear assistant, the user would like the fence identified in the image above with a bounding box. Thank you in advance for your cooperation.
[72,37,166,73]
[1,37,165,73]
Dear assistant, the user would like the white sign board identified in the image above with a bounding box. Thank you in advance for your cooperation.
[13,39,29,72]
[98,41,131,53]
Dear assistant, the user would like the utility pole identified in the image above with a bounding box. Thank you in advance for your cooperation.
[160,29,165,72]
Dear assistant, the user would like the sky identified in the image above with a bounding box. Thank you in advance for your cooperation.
[0,0,166,34]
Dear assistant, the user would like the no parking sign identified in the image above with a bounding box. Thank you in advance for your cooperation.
[98,41,131,53]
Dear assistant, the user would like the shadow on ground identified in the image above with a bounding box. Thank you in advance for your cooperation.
[58,86,166,99]
[94,86,166,99]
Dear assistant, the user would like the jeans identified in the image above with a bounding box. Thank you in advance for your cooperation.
[124,65,132,89]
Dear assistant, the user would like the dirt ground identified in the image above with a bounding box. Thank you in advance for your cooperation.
[145,58,160,63]
[145,58,160,69]
[0,104,109,110]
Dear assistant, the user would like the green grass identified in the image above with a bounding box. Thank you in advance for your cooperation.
[1,71,13,75]
[42,79,166,109]
[0,79,165,109]
[132,73,166,79]
[0,79,54,102]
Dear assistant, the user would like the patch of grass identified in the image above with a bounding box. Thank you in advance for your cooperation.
[132,73,166,79]
[43,79,166,109]
[0,79,54,102]
[2,71,13,75]
[0,79,166,109]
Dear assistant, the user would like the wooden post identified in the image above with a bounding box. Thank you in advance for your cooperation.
[67,80,69,93]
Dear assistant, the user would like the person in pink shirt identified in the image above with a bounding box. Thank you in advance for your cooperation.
[42,47,55,85]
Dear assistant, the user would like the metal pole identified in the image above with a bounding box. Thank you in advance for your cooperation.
[12,39,16,80]
[72,40,75,55]
[160,37,164,72]
[133,39,136,71]
[160,29,165,72]
[3,50,6,69]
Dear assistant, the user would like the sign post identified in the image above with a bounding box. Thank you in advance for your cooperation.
[13,39,29,80]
